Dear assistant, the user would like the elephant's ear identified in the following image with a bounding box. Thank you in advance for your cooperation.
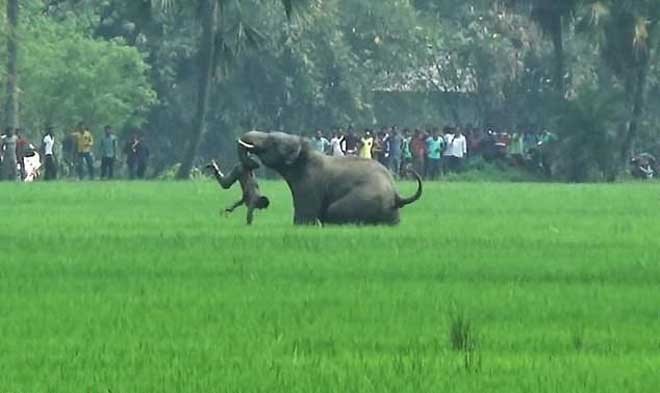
[279,135,303,166]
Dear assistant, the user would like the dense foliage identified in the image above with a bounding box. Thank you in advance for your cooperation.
[2,0,660,180]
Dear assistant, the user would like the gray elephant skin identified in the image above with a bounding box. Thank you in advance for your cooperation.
[237,130,422,225]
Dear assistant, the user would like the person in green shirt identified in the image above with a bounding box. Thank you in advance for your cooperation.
[425,129,445,180]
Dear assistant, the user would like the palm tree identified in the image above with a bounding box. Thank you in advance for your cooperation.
[151,0,302,179]
[580,0,660,166]
[503,0,580,96]
[4,0,19,128]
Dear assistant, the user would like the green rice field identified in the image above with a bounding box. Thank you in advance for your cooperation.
[1,180,659,392]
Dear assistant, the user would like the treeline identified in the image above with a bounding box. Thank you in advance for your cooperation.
[1,0,659,181]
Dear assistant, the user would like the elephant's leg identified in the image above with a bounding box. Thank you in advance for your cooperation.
[291,191,323,225]
[294,211,321,225]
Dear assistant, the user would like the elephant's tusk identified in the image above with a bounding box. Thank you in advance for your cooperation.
[238,139,255,149]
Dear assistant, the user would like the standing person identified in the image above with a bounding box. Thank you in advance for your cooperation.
[330,130,345,157]
[372,131,384,162]
[508,132,525,166]
[42,127,57,180]
[15,129,29,180]
[77,124,95,179]
[135,135,150,179]
[401,128,413,175]
[1,128,18,181]
[444,126,468,173]
[389,127,403,177]
[425,129,445,180]
[124,134,139,179]
[358,129,374,159]
[344,127,360,156]
[311,129,330,154]
[411,129,427,177]
[99,125,118,179]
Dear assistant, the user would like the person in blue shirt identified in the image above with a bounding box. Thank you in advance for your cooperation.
[311,129,330,154]
[425,128,445,180]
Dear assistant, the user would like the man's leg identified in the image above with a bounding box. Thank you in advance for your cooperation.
[208,161,242,189]
[77,154,84,179]
[108,158,114,179]
[84,153,94,179]
[100,158,107,179]
[137,162,146,178]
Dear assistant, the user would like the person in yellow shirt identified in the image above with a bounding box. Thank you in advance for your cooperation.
[358,130,374,159]
[76,123,95,179]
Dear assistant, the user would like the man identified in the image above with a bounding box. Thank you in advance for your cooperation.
[1,128,18,181]
[311,129,330,154]
[77,124,95,179]
[344,127,360,156]
[15,129,29,180]
[42,127,57,180]
[410,129,427,177]
[536,129,557,177]
[372,131,384,162]
[425,129,445,180]
[358,129,374,159]
[443,126,468,173]
[124,133,140,179]
[99,125,118,179]
[329,130,345,157]
[206,154,270,225]
[135,135,150,179]
[401,129,413,175]
[389,127,403,177]
[631,153,656,180]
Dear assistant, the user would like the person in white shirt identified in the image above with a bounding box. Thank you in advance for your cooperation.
[443,126,467,173]
[330,131,345,157]
[42,127,57,180]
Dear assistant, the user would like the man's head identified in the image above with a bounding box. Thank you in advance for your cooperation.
[315,129,324,139]
[105,125,112,136]
[5,127,13,137]
[256,196,270,210]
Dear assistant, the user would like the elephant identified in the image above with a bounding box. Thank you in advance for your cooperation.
[237,130,422,225]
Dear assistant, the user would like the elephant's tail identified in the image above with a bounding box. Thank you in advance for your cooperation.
[395,170,423,208]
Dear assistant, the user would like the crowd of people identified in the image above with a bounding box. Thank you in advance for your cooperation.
[306,125,558,179]
[0,123,150,181]
[3,122,655,182]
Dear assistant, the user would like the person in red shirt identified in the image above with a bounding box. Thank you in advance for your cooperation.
[410,129,427,178]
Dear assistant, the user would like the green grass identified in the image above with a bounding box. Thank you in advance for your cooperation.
[1,180,660,392]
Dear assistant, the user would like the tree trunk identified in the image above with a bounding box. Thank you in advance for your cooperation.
[176,0,218,179]
[550,15,565,97]
[622,62,649,164]
[4,0,19,128]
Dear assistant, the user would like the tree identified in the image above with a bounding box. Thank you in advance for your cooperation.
[504,0,580,96]
[148,0,305,179]
[4,0,19,128]
[19,12,157,131]
[579,0,660,168]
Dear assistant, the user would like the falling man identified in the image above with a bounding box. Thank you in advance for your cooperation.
[206,152,270,225]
